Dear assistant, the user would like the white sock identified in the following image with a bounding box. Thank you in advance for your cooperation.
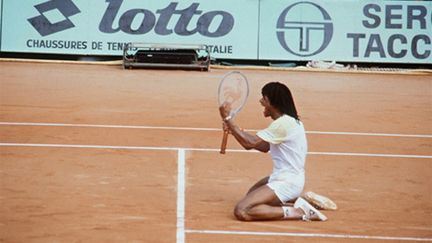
[282,206,296,219]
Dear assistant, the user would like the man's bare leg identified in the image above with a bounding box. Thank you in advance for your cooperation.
[246,176,269,195]
[234,185,303,221]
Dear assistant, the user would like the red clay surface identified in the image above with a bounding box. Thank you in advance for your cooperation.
[1,61,431,242]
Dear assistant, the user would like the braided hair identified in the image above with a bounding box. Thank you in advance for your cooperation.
[261,82,300,121]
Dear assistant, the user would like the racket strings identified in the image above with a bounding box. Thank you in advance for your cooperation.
[218,71,249,118]
[222,80,243,104]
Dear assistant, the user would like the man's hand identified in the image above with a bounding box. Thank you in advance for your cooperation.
[219,102,232,121]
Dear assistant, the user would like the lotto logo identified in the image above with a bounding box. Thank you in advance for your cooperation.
[28,0,81,36]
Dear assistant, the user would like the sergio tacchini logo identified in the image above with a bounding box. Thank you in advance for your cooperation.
[276,1,333,57]
[28,0,80,36]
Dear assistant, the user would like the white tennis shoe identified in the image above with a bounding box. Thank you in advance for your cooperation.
[294,197,328,221]
[304,191,338,211]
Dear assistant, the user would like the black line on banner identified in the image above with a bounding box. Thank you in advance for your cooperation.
[256,0,261,60]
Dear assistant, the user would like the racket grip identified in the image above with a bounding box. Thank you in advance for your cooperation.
[220,130,229,154]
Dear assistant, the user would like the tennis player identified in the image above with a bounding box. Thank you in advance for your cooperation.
[219,81,330,221]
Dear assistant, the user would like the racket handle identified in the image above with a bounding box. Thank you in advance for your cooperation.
[220,130,229,154]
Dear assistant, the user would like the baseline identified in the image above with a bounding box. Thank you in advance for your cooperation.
[185,229,432,242]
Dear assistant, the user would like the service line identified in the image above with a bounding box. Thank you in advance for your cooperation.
[0,122,431,138]
[177,149,186,243]
[0,143,431,159]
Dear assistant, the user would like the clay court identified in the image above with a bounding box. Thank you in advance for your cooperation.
[0,61,431,242]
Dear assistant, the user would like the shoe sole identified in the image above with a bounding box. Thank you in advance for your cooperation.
[304,192,337,211]
[295,197,328,221]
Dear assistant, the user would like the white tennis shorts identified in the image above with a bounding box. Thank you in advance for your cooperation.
[266,171,305,203]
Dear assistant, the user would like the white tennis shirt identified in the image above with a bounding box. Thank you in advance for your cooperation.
[256,114,307,177]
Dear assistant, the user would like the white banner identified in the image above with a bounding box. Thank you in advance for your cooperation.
[259,0,432,63]
[1,0,258,59]
[0,0,431,63]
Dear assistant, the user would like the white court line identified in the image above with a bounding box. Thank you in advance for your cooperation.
[0,143,431,159]
[176,149,186,243]
[185,229,432,242]
[1,142,430,241]
[1,122,431,138]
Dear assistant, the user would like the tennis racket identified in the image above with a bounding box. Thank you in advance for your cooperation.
[218,71,249,154]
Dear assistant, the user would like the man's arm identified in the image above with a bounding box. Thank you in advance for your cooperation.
[224,120,270,153]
